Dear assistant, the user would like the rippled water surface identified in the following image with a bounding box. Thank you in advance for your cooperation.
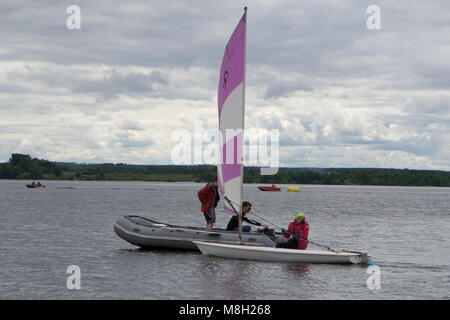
[0,180,449,299]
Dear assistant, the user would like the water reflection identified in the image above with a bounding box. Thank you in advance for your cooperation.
[286,264,311,278]
[117,247,190,254]
[198,258,253,299]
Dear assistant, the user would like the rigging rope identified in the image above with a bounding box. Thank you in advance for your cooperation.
[224,197,340,252]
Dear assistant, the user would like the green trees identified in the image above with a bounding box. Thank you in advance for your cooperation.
[0,153,62,179]
[0,153,449,186]
[0,163,23,179]
[240,167,449,186]
[9,153,33,172]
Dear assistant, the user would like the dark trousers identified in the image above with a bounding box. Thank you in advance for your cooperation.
[233,225,251,232]
[276,237,298,249]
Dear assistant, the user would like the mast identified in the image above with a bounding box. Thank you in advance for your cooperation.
[237,7,247,244]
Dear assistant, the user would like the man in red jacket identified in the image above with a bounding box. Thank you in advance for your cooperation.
[197,177,220,229]
[276,212,309,250]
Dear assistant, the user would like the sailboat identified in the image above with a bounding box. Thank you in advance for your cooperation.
[194,8,370,265]
[114,8,288,251]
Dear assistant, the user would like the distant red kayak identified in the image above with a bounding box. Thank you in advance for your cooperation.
[258,185,281,192]
[26,184,46,188]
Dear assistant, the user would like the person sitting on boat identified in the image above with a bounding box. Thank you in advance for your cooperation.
[277,212,309,250]
[198,177,220,230]
[37,182,41,187]
[226,201,269,232]
[31,181,35,186]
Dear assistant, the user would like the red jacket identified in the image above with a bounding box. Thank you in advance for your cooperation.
[198,183,217,214]
[283,221,309,249]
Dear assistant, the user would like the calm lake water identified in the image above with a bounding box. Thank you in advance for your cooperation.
[0,180,449,299]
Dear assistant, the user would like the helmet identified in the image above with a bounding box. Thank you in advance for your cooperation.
[295,212,304,219]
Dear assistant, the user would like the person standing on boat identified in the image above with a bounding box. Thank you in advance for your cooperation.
[277,212,309,249]
[226,201,269,232]
[198,177,220,230]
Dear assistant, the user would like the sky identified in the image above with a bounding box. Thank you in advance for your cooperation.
[0,0,449,170]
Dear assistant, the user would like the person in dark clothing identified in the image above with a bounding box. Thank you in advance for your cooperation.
[226,201,268,232]
[197,177,220,229]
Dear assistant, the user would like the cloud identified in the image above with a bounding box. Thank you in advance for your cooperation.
[0,83,31,94]
[71,69,168,99]
[118,119,145,131]
[404,95,450,115]
[14,65,168,100]
[0,0,449,170]
[264,81,312,99]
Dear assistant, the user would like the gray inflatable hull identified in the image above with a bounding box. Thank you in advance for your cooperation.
[114,216,286,251]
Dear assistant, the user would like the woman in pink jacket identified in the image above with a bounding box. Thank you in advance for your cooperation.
[277,212,309,249]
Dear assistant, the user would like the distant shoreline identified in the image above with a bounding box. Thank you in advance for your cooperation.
[1,153,449,187]
[2,178,450,188]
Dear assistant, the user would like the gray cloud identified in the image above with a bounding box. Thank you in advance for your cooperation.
[404,95,450,115]
[0,0,449,169]
[71,69,168,99]
[264,81,312,99]
[0,83,31,94]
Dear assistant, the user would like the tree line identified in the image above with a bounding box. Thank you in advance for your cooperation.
[0,153,62,179]
[1,153,449,186]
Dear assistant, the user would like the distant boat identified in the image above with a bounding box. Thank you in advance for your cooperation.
[26,184,46,188]
[258,185,281,192]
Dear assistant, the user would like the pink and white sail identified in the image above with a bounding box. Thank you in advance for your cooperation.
[217,9,246,215]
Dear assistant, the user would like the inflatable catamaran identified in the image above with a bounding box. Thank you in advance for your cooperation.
[114,216,286,250]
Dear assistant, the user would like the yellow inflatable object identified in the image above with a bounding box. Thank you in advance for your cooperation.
[287,187,300,192]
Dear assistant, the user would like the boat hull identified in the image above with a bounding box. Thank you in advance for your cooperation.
[114,216,286,251]
[258,186,281,191]
[26,184,46,188]
[194,241,368,264]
